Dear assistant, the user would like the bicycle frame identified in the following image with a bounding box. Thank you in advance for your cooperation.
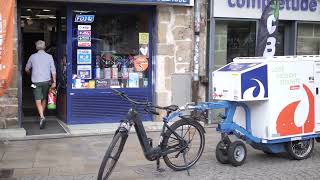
[119,106,188,161]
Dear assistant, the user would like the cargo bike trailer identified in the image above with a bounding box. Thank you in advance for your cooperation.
[191,56,320,166]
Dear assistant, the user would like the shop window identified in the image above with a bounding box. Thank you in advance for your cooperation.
[214,21,256,69]
[71,10,151,89]
[297,23,320,55]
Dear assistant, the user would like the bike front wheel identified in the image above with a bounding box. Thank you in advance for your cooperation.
[162,118,205,171]
[97,131,128,180]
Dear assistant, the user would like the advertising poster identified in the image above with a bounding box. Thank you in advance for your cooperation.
[75,15,95,23]
[139,33,149,44]
[78,30,91,47]
[0,0,14,96]
[78,30,91,36]
[128,73,139,88]
[78,25,91,31]
[77,65,92,79]
[96,79,109,89]
[77,49,92,64]
[78,36,91,47]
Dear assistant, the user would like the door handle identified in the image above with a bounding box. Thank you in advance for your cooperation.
[317,88,319,95]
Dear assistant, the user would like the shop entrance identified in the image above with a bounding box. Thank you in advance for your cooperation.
[20,4,67,135]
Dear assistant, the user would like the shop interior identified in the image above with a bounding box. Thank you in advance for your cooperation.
[20,3,67,135]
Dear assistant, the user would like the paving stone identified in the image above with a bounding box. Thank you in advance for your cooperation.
[2,152,36,161]
[13,168,49,177]
[0,160,33,169]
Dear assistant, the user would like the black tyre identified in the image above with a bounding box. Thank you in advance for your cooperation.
[97,132,128,180]
[162,119,205,171]
[227,141,247,167]
[262,150,273,155]
[216,141,229,164]
[285,138,314,160]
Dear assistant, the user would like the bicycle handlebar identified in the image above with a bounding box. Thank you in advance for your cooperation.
[111,88,149,106]
[111,88,179,115]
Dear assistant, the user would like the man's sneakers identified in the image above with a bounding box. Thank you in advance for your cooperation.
[40,117,46,129]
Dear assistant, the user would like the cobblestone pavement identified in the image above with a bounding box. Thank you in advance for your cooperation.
[1,128,320,180]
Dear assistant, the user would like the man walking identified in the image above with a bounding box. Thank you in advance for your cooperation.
[25,40,56,129]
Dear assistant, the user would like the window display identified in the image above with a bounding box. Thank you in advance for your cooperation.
[71,10,151,89]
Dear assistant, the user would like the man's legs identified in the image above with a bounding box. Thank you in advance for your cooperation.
[41,99,47,115]
[33,81,49,129]
[35,100,45,118]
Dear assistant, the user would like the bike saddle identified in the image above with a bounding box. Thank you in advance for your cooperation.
[164,105,179,112]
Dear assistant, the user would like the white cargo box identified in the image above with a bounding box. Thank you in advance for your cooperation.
[212,61,268,101]
[212,55,320,140]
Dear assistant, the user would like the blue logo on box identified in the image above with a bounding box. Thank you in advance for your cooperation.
[75,15,95,23]
[241,65,268,99]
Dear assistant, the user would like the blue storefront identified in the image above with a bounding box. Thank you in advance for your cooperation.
[20,0,193,125]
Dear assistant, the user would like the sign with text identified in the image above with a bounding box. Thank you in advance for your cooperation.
[78,25,91,31]
[77,49,92,64]
[0,0,14,96]
[75,15,95,23]
[77,65,92,79]
[214,0,320,21]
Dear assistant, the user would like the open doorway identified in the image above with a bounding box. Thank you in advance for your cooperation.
[20,6,67,135]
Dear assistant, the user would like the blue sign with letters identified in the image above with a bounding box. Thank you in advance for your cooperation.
[75,15,95,23]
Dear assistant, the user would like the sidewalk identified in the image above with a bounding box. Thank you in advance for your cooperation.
[1,127,217,180]
[1,128,320,180]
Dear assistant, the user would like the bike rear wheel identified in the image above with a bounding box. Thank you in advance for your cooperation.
[162,119,205,171]
[97,131,128,180]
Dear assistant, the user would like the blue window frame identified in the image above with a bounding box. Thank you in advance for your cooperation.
[66,4,154,124]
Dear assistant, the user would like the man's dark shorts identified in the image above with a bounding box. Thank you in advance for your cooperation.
[33,81,50,101]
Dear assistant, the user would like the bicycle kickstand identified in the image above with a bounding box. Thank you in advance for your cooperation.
[182,151,190,176]
[156,158,165,172]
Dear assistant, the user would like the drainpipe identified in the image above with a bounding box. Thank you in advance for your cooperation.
[192,0,201,103]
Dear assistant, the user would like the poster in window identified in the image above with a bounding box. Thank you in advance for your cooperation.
[78,30,91,47]
[139,33,149,44]
[78,36,91,47]
[77,49,92,64]
[128,73,139,88]
[78,25,91,31]
[77,65,92,79]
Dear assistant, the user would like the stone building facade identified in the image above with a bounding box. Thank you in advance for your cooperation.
[0,3,19,129]
[1,1,209,130]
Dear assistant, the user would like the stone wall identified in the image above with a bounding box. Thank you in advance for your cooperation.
[155,1,208,116]
[0,3,19,129]
[297,23,320,55]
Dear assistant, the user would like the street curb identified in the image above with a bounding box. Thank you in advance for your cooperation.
[1,123,217,141]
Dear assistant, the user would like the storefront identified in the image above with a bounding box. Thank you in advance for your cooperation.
[207,0,320,104]
[7,0,199,136]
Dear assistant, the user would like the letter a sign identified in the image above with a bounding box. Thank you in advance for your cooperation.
[0,0,14,96]
[256,0,280,58]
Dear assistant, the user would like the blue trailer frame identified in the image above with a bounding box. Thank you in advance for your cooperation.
[168,101,320,164]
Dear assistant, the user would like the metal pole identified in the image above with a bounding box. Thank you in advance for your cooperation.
[193,0,201,82]
[192,0,201,103]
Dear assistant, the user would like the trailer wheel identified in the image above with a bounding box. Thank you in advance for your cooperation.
[286,139,314,160]
[216,141,229,164]
[227,141,247,167]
